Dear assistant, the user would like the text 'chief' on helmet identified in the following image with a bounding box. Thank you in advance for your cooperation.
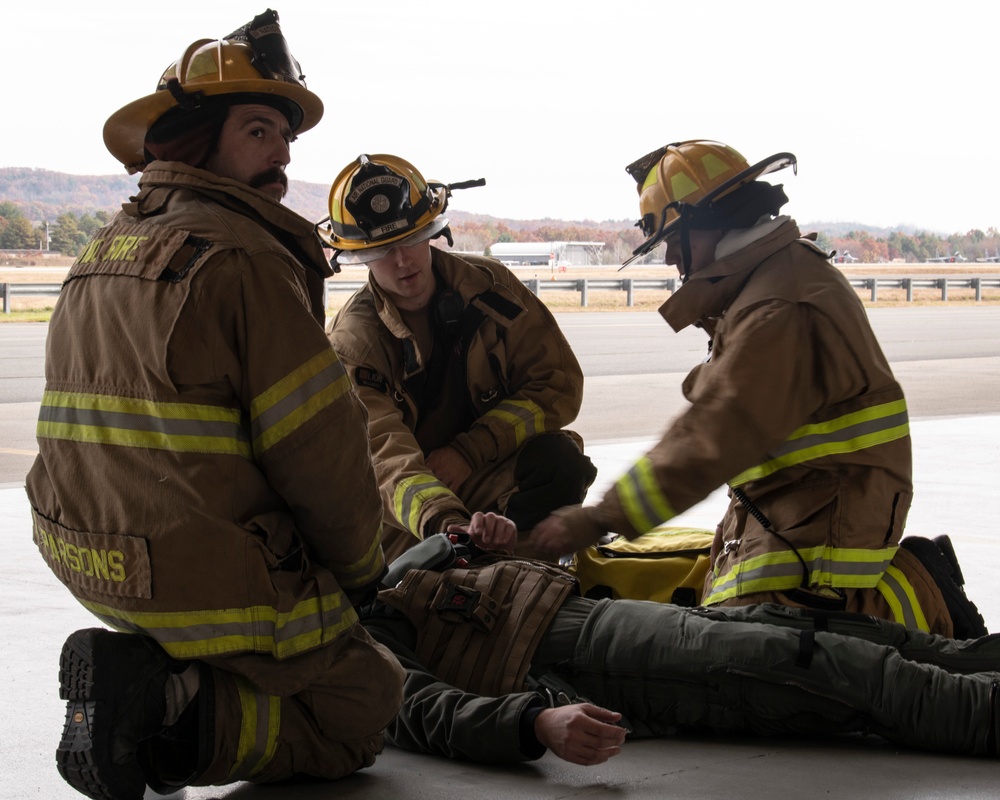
[318,155,484,266]
[104,8,323,174]
[622,140,796,267]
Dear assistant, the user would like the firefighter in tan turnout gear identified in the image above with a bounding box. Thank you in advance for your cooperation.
[25,11,404,799]
[531,140,985,639]
[323,154,596,562]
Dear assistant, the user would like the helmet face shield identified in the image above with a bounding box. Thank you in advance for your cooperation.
[225,9,308,88]
[331,217,452,265]
[625,144,672,189]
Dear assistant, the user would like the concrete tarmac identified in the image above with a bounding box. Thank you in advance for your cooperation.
[3,415,1000,800]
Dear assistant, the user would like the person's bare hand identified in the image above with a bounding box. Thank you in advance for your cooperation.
[534,703,626,765]
[530,510,601,561]
[448,511,516,553]
[426,446,472,492]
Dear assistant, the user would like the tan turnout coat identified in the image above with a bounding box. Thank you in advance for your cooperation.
[329,249,585,554]
[26,162,387,691]
[572,218,933,621]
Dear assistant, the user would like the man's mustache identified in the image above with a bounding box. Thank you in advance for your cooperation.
[250,167,288,197]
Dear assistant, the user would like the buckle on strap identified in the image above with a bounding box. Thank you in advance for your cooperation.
[436,584,498,632]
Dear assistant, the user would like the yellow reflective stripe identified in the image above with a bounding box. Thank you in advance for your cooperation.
[483,399,545,447]
[614,456,676,535]
[334,528,385,588]
[704,544,898,605]
[876,564,931,633]
[36,390,250,457]
[394,474,456,536]
[229,676,280,781]
[251,349,350,455]
[78,592,358,660]
[730,400,909,487]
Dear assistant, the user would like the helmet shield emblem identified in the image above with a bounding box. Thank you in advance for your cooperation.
[345,157,415,242]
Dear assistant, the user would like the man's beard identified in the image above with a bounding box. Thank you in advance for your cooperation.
[250,167,288,198]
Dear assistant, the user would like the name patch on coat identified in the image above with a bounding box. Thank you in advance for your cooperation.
[355,366,389,394]
[33,511,152,599]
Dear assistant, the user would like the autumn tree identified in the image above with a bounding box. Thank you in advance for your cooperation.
[0,203,38,249]
[50,212,90,256]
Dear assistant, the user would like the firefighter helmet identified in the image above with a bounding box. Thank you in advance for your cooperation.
[104,9,323,174]
[318,154,484,265]
[622,140,796,267]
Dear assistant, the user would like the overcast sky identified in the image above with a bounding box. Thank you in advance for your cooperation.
[5,1,996,233]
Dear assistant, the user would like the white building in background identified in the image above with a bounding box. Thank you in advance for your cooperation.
[487,240,605,267]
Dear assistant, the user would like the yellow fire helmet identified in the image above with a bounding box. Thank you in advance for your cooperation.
[103,9,323,174]
[317,154,485,265]
[621,140,796,268]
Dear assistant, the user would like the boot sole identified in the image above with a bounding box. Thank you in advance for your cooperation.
[56,630,146,800]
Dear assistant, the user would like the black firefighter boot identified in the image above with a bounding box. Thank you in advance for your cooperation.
[56,628,181,800]
[900,534,989,639]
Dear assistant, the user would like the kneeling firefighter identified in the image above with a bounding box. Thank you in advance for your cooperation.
[322,154,597,563]
[529,139,986,639]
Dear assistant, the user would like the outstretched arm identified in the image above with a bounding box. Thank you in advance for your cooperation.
[534,704,627,765]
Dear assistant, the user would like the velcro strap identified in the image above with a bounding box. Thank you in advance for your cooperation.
[435,584,499,632]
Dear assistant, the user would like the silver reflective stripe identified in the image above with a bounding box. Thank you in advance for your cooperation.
[229,676,280,781]
[705,544,898,605]
[484,399,544,445]
[80,592,358,661]
[730,400,909,487]
[36,390,249,456]
[251,349,351,455]
[395,475,453,536]
[615,457,675,535]
[875,564,930,632]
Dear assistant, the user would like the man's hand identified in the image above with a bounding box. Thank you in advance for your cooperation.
[530,507,605,561]
[426,446,473,492]
[534,703,626,765]
[448,511,517,554]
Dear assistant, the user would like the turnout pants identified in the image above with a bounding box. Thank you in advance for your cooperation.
[195,625,404,785]
[534,598,999,755]
[707,547,954,637]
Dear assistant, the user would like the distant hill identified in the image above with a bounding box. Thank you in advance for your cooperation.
[805,221,924,238]
[7,168,992,265]
[0,168,141,220]
[0,167,964,245]
[0,167,631,231]
[0,166,862,236]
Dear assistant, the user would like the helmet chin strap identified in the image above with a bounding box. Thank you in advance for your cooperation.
[679,212,693,283]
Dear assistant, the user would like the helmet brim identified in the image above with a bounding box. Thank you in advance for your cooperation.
[335,217,450,265]
[103,80,323,173]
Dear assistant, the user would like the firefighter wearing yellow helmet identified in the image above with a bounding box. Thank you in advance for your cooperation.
[532,140,985,640]
[28,11,405,800]
[104,9,324,174]
[324,154,597,563]
[319,153,459,264]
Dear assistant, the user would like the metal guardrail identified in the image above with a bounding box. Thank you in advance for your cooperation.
[845,276,1000,302]
[6,275,1000,313]
[521,278,678,307]
[1,283,63,313]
